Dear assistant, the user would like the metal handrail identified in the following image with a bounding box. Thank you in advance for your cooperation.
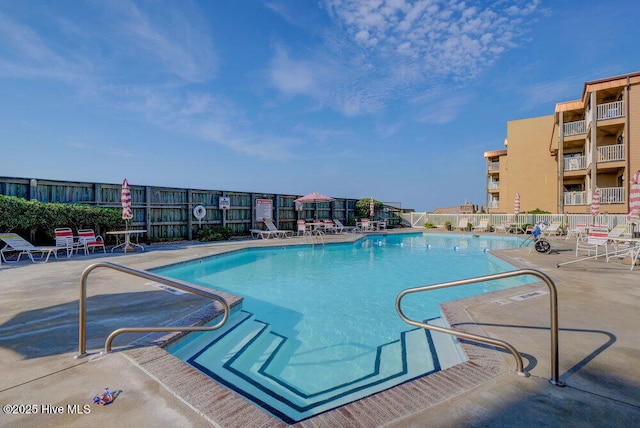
[396,269,564,386]
[76,261,230,358]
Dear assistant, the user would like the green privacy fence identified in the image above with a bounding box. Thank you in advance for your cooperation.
[0,176,367,241]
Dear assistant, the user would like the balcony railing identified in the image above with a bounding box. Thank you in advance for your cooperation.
[488,182,500,190]
[563,120,586,137]
[597,144,625,162]
[563,191,586,206]
[600,187,624,204]
[597,101,624,121]
[564,156,586,171]
[487,201,499,209]
[488,162,500,172]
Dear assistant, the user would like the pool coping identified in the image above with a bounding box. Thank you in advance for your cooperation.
[119,246,546,427]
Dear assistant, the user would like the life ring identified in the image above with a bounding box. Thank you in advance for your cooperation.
[193,205,206,220]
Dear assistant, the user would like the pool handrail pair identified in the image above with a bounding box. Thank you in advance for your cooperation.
[77,261,230,358]
[396,268,564,386]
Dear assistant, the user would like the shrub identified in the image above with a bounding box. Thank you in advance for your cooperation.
[424,222,436,228]
[0,195,122,244]
[198,225,233,242]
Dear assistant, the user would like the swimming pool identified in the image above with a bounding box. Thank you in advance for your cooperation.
[159,233,528,423]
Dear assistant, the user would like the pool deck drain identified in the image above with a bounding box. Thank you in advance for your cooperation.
[1,231,639,427]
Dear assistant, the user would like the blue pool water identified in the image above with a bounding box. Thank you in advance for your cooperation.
[159,233,528,423]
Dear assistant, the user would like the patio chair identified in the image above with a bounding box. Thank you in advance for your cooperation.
[565,223,586,240]
[377,219,387,230]
[0,233,58,263]
[575,226,609,257]
[472,219,489,232]
[54,227,80,258]
[323,220,338,234]
[357,219,371,233]
[297,220,312,236]
[77,229,106,255]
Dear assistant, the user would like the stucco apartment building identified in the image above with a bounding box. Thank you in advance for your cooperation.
[485,71,640,215]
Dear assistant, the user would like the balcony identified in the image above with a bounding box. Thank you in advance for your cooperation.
[597,144,624,163]
[488,182,500,191]
[600,187,624,204]
[487,201,499,209]
[488,162,500,172]
[564,191,586,206]
[563,120,586,137]
[597,101,624,121]
[564,156,586,171]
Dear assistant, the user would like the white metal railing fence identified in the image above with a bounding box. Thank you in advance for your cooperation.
[597,100,624,120]
[403,212,634,232]
[487,201,499,209]
[597,144,625,162]
[488,182,500,190]
[564,191,586,206]
[600,187,624,204]
[563,120,586,136]
[564,156,586,171]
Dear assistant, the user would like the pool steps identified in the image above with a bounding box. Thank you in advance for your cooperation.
[167,310,464,423]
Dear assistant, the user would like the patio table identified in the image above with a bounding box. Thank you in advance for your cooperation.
[107,229,146,252]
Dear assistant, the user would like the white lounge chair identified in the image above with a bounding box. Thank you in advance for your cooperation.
[333,219,355,233]
[472,219,489,232]
[0,233,58,263]
[455,217,469,231]
[541,222,562,237]
[250,221,292,239]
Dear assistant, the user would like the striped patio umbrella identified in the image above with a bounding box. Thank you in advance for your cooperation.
[514,193,520,216]
[627,171,640,225]
[591,188,600,220]
[121,178,133,226]
[369,197,375,219]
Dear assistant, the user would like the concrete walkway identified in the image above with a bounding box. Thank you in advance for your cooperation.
[0,231,639,427]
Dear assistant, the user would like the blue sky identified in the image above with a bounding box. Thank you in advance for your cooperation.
[1,1,639,211]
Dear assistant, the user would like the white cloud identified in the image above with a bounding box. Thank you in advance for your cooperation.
[267,0,540,119]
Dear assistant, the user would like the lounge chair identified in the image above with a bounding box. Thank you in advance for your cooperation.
[541,222,563,237]
[0,233,58,263]
[333,219,355,233]
[472,219,489,232]
[250,221,292,239]
[454,217,469,231]
[77,229,106,255]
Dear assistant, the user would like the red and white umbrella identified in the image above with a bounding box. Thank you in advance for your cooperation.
[514,193,520,216]
[627,171,640,225]
[591,187,600,218]
[121,178,133,224]
[294,192,335,220]
[369,197,375,219]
